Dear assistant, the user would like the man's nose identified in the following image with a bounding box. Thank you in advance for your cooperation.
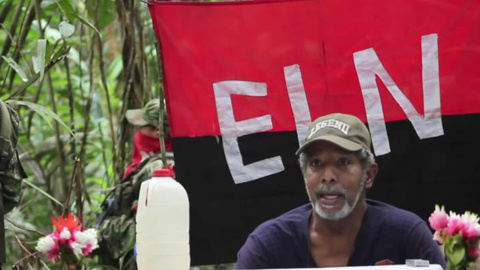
[321,166,337,183]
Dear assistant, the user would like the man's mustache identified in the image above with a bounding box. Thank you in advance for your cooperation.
[314,184,347,197]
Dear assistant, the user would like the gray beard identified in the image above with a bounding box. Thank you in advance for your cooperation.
[308,175,367,221]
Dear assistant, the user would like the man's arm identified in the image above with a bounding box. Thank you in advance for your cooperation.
[405,221,446,268]
[235,234,274,269]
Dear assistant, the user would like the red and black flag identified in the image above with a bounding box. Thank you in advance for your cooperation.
[149,0,480,265]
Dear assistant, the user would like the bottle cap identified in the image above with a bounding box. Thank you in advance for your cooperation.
[153,168,174,177]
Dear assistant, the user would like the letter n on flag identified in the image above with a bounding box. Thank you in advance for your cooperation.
[148,0,480,265]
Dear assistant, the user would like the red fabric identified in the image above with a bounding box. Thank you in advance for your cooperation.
[123,131,172,178]
[376,259,394,266]
[149,0,480,137]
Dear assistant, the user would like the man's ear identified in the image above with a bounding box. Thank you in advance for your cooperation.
[364,163,378,189]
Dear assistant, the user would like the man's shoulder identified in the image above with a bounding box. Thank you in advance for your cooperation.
[236,204,312,269]
[262,203,311,226]
[251,203,311,238]
[366,199,424,225]
[129,157,164,181]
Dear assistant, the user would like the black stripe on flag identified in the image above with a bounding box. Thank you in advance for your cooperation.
[172,113,480,265]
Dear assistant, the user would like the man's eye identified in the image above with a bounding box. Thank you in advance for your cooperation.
[311,159,321,167]
[338,157,350,166]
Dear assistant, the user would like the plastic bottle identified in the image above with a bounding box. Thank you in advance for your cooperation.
[136,168,190,270]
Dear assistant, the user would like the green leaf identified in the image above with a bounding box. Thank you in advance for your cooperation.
[67,48,88,72]
[444,235,466,267]
[32,39,47,81]
[2,56,28,82]
[0,0,13,7]
[450,242,466,266]
[45,40,54,68]
[59,21,75,37]
[40,0,57,9]
[72,13,102,39]
[5,100,75,137]
[50,43,69,63]
[108,56,123,81]
[22,179,64,207]
[7,73,40,99]
[96,0,116,29]
[55,0,76,22]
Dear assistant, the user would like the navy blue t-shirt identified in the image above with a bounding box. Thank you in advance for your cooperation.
[236,199,446,269]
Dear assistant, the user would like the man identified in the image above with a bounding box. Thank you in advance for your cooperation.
[0,99,26,270]
[97,99,173,269]
[235,113,446,269]
[124,98,173,177]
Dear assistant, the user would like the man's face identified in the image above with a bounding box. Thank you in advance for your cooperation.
[303,141,373,220]
[139,125,159,138]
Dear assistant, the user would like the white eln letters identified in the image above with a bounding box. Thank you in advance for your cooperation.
[284,64,312,146]
[353,33,443,155]
[213,80,285,184]
[214,33,443,183]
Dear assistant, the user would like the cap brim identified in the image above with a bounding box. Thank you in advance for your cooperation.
[126,109,149,126]
[295,135,363,155]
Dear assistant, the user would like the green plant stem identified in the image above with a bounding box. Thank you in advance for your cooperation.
[64,56,76,160]
[154,41,167,168]
[78,36,95,177]
[47,71,68,206]
[93,1,117,181]
[7,4,35,94]
[0,0,25,70]
[0,2,13,26]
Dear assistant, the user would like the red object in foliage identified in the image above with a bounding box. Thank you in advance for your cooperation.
[50,213,82,233]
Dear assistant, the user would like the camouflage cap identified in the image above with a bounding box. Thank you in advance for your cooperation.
[126,99,161,127]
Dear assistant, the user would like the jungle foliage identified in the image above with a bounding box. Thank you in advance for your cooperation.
[0,0,170,268]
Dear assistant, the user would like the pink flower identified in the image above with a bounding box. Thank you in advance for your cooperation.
[446,212,466,236]
[433,230,447,244]
[428,206,480,268]
[461,222,480,239]
[429,205,449,231]
[462,211,480,223]
[460,212,480,239]
[70,228,98,258]
[36,212,99,262]
[82,243,95,256]
[35,233,61,261]
[468,246,480,258]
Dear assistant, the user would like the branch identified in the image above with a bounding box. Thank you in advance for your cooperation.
[0,2,13,26]
[0,0,26,69]
[93,1,117,181]
[7,5,36,93]
[5,217,45,237]
[46,71,68,205]
[64,56,76,159]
